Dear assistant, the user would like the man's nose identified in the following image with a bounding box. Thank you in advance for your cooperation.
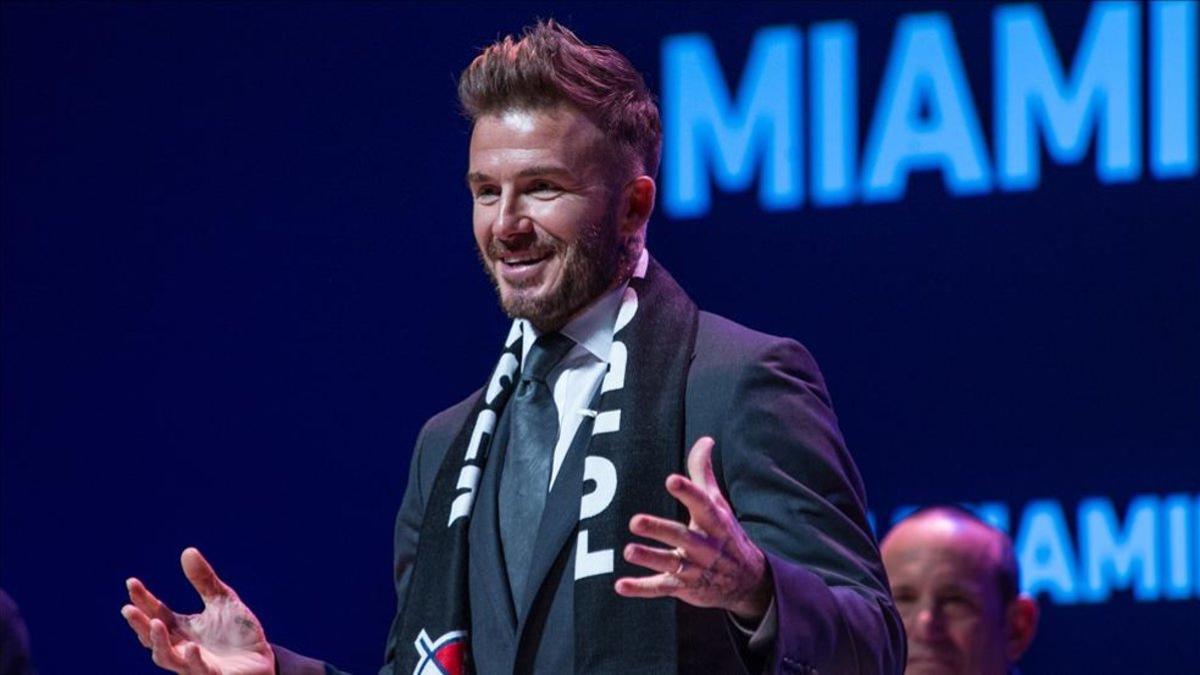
[911,605,947,642]
[491,189,532,239]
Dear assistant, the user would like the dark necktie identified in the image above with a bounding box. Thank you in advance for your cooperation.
[498,331,575,605]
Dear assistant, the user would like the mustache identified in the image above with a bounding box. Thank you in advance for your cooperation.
[486,236,564,261]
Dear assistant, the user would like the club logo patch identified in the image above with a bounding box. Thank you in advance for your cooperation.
[412,629,468,675]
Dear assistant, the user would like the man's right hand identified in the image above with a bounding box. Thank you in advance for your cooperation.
[122,547,275,675]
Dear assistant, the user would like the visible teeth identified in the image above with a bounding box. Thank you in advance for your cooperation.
[504,256,545,265]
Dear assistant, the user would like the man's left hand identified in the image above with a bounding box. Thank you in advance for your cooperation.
[615,436,772,622]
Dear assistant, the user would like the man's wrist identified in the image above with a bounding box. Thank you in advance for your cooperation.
[729,552,774,621]
[730,588,772,622]
[728,594,779,652]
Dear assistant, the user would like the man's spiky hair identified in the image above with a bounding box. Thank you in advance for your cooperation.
[457,19,661,180]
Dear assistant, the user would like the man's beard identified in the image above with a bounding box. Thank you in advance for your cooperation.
[479,205,635,333]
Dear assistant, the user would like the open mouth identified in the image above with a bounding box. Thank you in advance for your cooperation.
[500,253,551,268]
[496,251,554,284]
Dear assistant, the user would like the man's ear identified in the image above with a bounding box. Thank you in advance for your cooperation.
[618,175,656,238]
[1005,594,1039,662]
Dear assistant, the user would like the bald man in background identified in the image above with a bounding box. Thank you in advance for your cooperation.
[881,507,1039,675]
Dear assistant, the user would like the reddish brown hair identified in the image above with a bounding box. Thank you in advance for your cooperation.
[458,20,662,180]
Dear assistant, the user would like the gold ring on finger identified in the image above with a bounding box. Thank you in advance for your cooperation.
[671,549,687,575]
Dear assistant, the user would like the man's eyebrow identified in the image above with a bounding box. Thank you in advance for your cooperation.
[465,165,575,184]
[936,582,984,597]
[516,165,574,179]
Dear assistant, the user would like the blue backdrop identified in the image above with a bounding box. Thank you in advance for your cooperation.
[2,1,1196,672]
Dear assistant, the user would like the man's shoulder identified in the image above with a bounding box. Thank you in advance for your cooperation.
[696,310,784,350]
[694,310,814,371]
[416,388,481,456]
[689,310,830,408]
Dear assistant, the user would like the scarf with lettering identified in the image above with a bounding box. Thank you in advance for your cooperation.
[395,256,698,674]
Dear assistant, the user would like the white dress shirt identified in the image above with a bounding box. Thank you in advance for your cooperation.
[517,280,626,489]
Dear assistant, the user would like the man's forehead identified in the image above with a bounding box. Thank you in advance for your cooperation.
[884,515,1003,572]
[467,107,611,182]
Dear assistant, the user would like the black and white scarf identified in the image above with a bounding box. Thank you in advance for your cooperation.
[396,256,699,674]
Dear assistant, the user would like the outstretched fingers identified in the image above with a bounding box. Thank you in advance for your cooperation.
[122,604,153,647]
[127,577,175,624]
[181,547,233,604]
[686,437,718,489]
[623,542,683,575]
[614,572,685,598]
[149,618,188,672]
[629,514,703,553]
[665,474,725,535]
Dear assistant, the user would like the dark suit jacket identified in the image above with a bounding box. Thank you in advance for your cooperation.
[277,311,904,674]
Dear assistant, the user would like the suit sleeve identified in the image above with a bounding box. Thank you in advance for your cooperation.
[711,338,905,674]
[274,423,429,675]
[377,420,428,671]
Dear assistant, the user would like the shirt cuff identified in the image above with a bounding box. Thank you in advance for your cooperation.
[727,595,779,652]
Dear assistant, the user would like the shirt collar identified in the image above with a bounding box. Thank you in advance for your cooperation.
[519,276,629,366]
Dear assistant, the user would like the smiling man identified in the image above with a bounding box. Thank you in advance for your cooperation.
[468,106,639,335]
[122,21,903,675]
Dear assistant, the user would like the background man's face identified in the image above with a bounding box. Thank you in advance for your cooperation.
[882,517,1010,675]
[468,106,623,331]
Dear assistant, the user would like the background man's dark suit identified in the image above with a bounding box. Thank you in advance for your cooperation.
[278,310,904,674]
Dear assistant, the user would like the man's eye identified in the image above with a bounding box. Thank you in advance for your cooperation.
[940,596,976,612]
[474,187,499,202]
[530,181,561,195]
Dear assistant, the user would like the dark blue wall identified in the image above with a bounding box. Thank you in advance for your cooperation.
[2,2,1196,672]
